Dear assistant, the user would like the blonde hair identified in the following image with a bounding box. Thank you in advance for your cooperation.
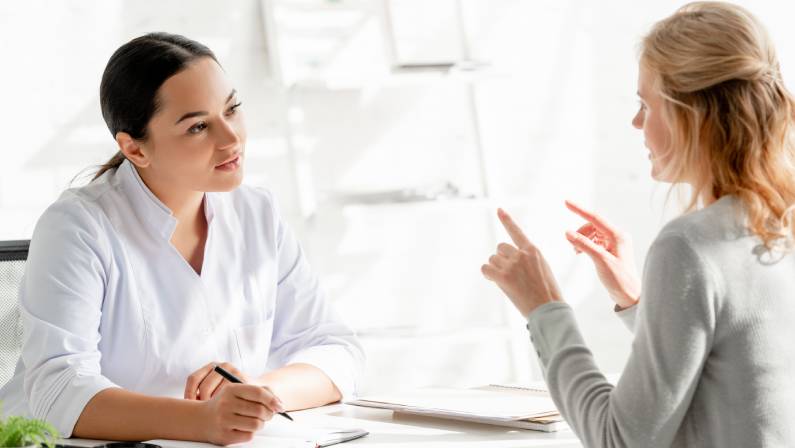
[641,1,795,250]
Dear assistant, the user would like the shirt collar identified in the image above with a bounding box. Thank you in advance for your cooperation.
[116,159,179,241]
[116,160,218,240]
[204,191,217,225]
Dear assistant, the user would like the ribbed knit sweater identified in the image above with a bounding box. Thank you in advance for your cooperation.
[527,195,795,447]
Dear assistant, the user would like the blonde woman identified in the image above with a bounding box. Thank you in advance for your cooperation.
[482,2,795,447]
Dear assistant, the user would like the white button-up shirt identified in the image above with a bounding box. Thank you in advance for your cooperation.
[0,160,364,437]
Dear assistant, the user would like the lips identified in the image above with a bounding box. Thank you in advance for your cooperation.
[216,154,241,168]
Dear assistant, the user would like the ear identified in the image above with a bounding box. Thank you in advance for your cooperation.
[116,132,151,168]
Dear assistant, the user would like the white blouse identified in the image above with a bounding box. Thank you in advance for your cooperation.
[0,160,364,437]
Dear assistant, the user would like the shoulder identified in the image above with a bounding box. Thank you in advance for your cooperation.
[212,185,290,248]
[644,197,741,307]
[31,178,120,256]
[229,184,278,207]
[223,184,282,222]
[36,187,108,237]
[27,189,112,276]
[654,195,744,255]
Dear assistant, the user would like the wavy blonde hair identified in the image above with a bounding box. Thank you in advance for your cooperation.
[641,1,795,250]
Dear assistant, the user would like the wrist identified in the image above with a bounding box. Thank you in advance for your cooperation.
[522,297,561,318]
[191,399,212,442]
[614,297,638,310]
[254,372,276,389]
[611,290,638,308]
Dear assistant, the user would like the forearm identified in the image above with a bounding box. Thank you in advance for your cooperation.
[257,363,341,411]
[527,302,627,447]
[72,388,206,441]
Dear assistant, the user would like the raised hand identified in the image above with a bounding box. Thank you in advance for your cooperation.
[564,200,640,309]
[481,208,563,318]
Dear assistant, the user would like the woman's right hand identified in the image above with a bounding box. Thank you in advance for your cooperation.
[564,200,641,309]
[198,383,283,445]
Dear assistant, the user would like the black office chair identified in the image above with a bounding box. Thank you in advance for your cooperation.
[0,240,29,387]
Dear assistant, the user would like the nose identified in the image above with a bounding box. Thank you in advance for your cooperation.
[632,109,643,130]
[215,117,241,150]
[632,109,644,129]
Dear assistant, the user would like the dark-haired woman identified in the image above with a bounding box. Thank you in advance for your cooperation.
[0,33,363,445]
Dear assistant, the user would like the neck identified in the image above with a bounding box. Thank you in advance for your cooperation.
[135,167,205,226]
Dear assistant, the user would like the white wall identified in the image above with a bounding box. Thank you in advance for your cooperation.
[1,0,794,393]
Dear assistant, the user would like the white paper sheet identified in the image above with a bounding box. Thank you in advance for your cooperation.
[351,387,558,420]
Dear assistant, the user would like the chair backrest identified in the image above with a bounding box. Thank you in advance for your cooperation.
[0,240,29,387]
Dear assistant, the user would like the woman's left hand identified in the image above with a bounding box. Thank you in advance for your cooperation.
[185,361,257,401]
[481,208,563,318]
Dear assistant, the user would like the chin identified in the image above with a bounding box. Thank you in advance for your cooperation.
[650,166,677,184]
[208,170,244,192]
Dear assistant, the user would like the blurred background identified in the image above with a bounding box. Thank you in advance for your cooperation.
[1,0,793,394]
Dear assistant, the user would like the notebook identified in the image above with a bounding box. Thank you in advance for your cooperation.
[147,419,368,448]
[346,385,566,432]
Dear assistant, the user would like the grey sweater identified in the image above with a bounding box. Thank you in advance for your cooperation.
[527,195,795,447]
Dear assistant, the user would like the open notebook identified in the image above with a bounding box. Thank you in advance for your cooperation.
[347,385,565,432]
[147,419,368,448]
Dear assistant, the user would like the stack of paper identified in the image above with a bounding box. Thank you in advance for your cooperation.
[347,385,565,432]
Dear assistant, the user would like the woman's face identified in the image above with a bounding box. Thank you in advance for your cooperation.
[632,64,673,181]
[135,57,246,193]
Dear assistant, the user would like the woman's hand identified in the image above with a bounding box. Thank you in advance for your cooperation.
[185,361,256,401]
[564,200,640,309]
[198,383,283,445]
[481,208,563,318]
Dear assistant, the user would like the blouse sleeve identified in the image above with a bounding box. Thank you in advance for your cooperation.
[265,199,365,400]
[19,197,119,437]
[526,231,718,447]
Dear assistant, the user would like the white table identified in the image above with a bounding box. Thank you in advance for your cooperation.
[297,404,582,447]
[65,403,583,448]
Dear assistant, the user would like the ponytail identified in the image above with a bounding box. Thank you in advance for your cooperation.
[92,151,127,181]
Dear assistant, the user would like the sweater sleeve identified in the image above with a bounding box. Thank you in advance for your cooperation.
[526,232,718,447]
[615,304,638,333]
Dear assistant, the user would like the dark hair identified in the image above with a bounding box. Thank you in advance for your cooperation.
[93,32,217,180]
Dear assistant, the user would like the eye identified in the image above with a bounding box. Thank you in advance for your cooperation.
[188,122,208,134]
[226,102,242,116]
[638,100,647,111]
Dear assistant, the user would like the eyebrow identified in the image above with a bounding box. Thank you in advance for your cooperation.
[174,89,237,125]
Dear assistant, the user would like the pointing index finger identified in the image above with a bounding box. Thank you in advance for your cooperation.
[497,208,532,249]
[564,200,619,238]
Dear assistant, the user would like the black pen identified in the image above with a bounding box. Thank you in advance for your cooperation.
[213,365,294,422]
